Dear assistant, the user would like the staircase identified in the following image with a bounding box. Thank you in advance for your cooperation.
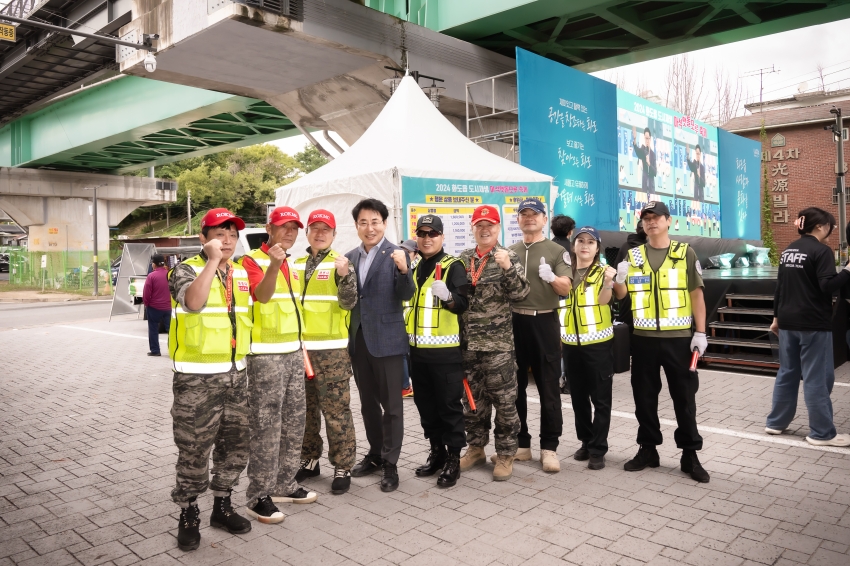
[703,293,779,372]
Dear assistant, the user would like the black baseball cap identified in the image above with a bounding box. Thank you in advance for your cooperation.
[415,214,444,233]
[573,226,601,244]
[517,197,546,214]
[640,201,670,218]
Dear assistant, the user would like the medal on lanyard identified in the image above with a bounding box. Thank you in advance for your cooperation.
[469,249,490,296]
[220,263,237,349]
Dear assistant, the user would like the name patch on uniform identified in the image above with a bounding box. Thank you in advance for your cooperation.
[238,281,249,292]
[316,270,330,281]
[628,275,651,285]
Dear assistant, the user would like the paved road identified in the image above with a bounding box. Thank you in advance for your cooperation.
[0,300,118,330]
[0,305,848,566]
[0,272,9,281]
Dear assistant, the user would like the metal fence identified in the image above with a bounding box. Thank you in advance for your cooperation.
[7,249,113,294]
[233,0,302,19]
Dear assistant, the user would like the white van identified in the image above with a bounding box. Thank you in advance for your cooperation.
[234,227,268,260]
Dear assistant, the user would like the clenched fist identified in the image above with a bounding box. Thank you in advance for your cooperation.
[494,248,511,270]
[334,255,350,276]
[615,261,629,284]
[267,243,287,266]
[603,265,617,283]
[203,238,223,263]
[391,249,409,274]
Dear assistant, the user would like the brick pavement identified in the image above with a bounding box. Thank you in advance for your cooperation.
[1,316,849,566]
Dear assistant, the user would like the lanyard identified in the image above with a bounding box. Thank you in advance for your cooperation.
[469,248,491,287]
[215,262,237,349]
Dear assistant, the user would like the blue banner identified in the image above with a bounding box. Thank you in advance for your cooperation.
[516,48,618,231]
[718,129,762,240]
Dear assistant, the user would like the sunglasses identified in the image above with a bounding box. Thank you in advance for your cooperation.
[416,230,442,238]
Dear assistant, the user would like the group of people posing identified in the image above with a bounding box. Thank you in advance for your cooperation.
[165,196,712,552]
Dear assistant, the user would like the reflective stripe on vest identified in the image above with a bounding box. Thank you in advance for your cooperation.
[247,248,302,354]
[626,242,693,331]
[404,256,461,348]
[294,250,349,351]
[559,264,613,346]
[168,255,253,374]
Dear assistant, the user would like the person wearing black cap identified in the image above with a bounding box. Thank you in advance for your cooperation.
[613,200,710,483]
[561,227,616,470]
[143,253,171,356]
[508,197,572,473]
[404,214,469,487]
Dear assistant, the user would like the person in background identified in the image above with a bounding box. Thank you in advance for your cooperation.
[561,227,616,471]
[767,208,850,447]
[400,239,419,398]
[551,214,576,396]
[614,220,647,330]
[346,199,415,492]
[143,253,171,357]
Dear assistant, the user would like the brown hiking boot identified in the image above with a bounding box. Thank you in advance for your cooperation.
[459,446,486,471]
[493,455,514,481]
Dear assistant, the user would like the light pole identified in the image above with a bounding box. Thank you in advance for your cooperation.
[826,107,846,264]
[86,184,105,295]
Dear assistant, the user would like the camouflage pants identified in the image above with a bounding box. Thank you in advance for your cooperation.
[170,368,249,505]
[246,351,305,508]
[462,350,520,456]
[301,348,357,470]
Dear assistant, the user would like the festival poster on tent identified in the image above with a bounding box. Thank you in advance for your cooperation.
[718,129,761,240]
[401,176,552,255]
[516,48,619,231]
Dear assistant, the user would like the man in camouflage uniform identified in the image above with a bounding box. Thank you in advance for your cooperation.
[293,210,359,495]
[458,205,530,481]
[168,209,253,552]
[241,207,317,525]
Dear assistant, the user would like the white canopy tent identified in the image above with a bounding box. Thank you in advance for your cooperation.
[275,75,553,256]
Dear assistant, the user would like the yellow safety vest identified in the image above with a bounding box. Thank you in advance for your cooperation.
[246,247,303,354]
[559,263,613,345]
[169,255,253,374]
[626,242,693,331]
[404,255,461,348]
[294,250,349,351]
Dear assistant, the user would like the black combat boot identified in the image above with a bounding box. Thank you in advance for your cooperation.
[351,454,383,477]
[623,445,660,472]
[210,492,251,534]
[295,458,320,482]
[415,443,447,477]
[437,451,461,488]
[680,450,710,483]
[177,501,201,552]
[380,462,399,492]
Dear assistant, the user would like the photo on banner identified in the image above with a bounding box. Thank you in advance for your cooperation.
[616,90,721,238]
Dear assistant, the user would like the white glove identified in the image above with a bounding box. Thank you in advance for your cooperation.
[615,261,629,284]
[538,256,556,283]
[431,280,451,301]
[691,332,708,356]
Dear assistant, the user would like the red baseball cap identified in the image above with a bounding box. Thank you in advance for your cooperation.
[201,208,246,230]
[307,209,336,229]
[269,206,303,228]
[471,205,501,225]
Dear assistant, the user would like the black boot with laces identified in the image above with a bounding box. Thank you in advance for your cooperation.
[210,492,252,534]
[177,502,201,552]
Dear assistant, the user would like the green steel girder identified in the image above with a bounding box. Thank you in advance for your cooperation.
[0,76,299,174]
[364,0,850,71]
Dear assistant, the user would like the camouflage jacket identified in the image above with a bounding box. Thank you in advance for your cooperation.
[302,247,357,311]
[458,244,529,352]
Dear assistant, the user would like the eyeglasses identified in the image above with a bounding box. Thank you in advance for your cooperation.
[416,230,442,239]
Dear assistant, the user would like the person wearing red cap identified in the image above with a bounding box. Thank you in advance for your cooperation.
[240,206,317,525]
[292,210,359,495]
[457,205,529,482]
[167,208,252,551]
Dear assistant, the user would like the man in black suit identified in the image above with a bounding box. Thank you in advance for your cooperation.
[345,198,415,492]
[632,126,657,191]
[686,144,706,202]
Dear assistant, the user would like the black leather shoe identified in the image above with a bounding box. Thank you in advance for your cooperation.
[351,454,383,477]
[177,503,201,551]
[588,455,605,470]
[573,446,589,461]
[623,445,660,472]
[147,352,161,357]
[681,450,710,483]
[436,452,460,488]
[380,462,399,492]
[210,493,251,534]
[415,445,447,477]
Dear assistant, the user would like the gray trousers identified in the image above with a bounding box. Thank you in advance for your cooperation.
[246,350,305,507]
[351,329,404,465]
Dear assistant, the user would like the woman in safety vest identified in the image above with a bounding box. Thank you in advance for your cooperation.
[561,226,617,470]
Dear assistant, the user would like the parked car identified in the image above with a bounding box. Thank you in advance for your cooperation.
[0,253,9,273]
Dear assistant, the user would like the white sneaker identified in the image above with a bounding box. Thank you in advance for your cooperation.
[764,427,784,435]
[806,434,850,447]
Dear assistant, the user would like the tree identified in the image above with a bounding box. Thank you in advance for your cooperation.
[714,67,746,126]
[294,144,329,174]
[664,54,710,120]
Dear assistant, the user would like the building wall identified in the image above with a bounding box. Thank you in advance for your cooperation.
[736,124,850,253]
